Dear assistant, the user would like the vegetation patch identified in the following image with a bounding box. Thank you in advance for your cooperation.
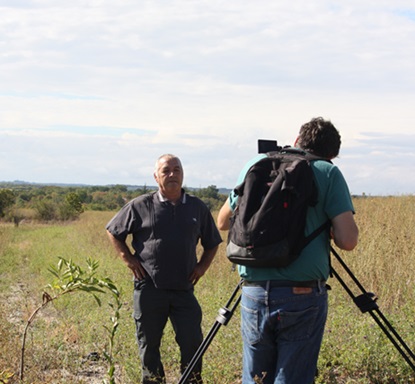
[1,196,415,383]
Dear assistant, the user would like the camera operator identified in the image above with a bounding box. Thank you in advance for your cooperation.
[217,117,358,384]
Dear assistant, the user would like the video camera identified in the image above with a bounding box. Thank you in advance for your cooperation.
[258,139,282,154]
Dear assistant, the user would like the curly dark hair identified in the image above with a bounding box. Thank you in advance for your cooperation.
[296,117,341,159]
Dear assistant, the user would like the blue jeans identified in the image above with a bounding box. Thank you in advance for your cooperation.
[133,278,203,384]
[241,281,328,384]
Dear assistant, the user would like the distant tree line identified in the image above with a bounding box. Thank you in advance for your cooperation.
[0,184,227,224]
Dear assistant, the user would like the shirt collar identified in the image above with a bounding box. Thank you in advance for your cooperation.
[157,189,186,204]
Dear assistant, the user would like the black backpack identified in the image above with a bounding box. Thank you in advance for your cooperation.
[226,147,330,268]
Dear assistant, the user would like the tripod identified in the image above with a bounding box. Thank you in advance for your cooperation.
[178,279,243,384]
[330,245,415,372]
[178,247,415,383]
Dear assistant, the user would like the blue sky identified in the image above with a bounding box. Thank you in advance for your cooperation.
[1,1,414,195]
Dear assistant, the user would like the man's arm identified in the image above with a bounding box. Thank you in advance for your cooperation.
[189,246,219,286]
[217,198,233,231]
[106,230,147,279]
[331,211,359,251]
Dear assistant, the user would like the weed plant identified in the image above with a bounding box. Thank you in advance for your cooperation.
[0,197,415,383]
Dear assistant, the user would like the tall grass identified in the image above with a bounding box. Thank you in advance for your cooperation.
[1,196,415,383]
[318,196,415,383]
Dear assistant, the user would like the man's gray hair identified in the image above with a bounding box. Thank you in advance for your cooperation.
[154,154,182,172]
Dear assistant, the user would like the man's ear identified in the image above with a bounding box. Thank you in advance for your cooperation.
[153,172,158,183]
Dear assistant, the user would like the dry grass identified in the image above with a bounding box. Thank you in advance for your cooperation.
[1,196,415,383]
[336,196,415,310]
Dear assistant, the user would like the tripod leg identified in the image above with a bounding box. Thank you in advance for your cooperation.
[330,247,415,373]
[369,309,415,372]
[178,280,243,384]
[178,321,222,384]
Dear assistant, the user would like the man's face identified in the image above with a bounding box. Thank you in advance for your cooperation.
[154,157,184,195]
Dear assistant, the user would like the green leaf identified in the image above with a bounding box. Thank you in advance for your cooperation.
[92,294,102,306]
[78,286,106,294]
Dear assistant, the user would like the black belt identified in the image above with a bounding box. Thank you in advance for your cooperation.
[243,280,325,288]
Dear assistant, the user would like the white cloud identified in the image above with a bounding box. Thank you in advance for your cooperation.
[0,1,414,194]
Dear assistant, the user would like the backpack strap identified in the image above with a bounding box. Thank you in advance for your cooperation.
[297,221,331,273]
[272,146,332,164]
[302,220,331,249]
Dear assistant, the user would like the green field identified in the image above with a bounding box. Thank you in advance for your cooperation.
[1,196,415,383]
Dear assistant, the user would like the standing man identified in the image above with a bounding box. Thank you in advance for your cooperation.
[217,117,359,384]
[106,154,222,384]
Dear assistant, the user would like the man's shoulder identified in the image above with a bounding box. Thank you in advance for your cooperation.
[184,193,205,204]
[311,159,338,174]
[129,192,157,206]
[184,193,212,210]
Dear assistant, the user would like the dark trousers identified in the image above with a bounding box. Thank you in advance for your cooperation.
[133,279,203,384]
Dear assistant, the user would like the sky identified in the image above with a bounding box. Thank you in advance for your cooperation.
[1,0,414,196]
